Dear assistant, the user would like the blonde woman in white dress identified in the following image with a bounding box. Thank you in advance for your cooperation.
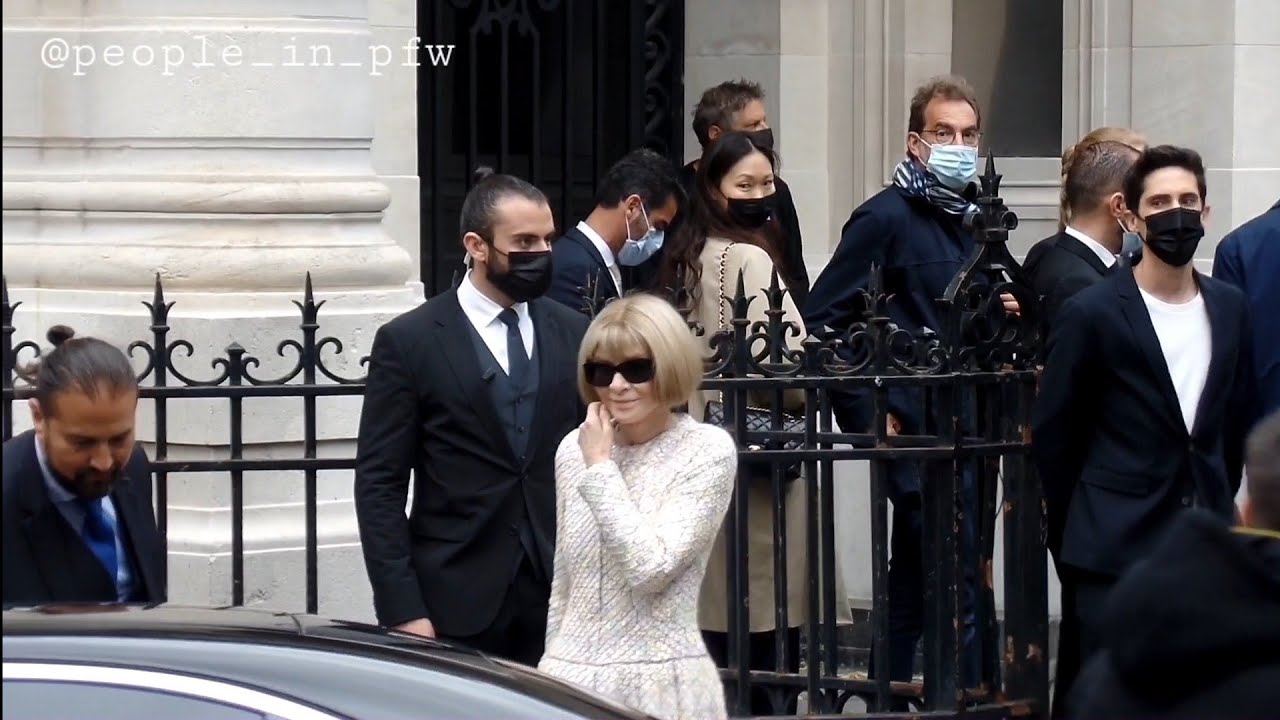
[538,293,737,720]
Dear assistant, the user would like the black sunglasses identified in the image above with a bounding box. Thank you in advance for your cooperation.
[583,358,655,387]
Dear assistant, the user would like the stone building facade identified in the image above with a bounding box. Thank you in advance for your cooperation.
[4,0,1277,621]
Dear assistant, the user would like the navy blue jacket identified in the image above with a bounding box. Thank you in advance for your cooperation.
[1032,269,1257,575]
[3,430,167,606]
[546,225,620,316]
[1212,199,1280,417]
[804,186,976,495]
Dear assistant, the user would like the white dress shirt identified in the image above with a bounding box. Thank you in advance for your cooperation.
[577,220,623,294]
[1064,225,1117,268]
[457,270,535,375]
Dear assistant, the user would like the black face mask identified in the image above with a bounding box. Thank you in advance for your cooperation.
[1141,206,1204,267]
[727,193,777,229]
[743,127,774,152]
[486,248,553,302]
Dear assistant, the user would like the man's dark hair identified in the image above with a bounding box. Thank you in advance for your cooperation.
[692,79,765,149]
[593,148,685,211]
[458,166,549,243]
[15,325,138,416]
[1063,140,1142,218]
[908,75,982,134]
[1246,410,1280,531]
[1122,145,1208,213]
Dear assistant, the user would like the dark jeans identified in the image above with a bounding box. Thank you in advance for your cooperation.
[438,552,548,667]
[869,462,981,703]
[703,627,802,717]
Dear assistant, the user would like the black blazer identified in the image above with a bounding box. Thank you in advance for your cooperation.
[2,430,167,606]
[1023,230,1113,340]
[1032,269,1258,576]
[547,225,620,315]
[354,288,590,636]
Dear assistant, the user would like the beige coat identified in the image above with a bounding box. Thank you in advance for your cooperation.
[690,237,852,633]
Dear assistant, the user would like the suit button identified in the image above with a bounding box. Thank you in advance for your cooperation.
[1181,496,1193,507]
[509,524,519,536]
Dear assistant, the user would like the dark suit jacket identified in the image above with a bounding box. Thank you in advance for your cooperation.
[1213,199,1280,417]
[1032,269,1258,575]
[547,225,620,315]
[354,288,590,636]
[2,430,166,606]
[1023,230,1113,344]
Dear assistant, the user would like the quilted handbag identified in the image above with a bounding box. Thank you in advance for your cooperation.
[702,242,806,482]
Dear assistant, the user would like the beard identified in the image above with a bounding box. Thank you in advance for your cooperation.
[41,438,120,500]
[73,467,119,500]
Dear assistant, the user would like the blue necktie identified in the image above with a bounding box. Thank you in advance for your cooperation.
[79,497,119,584]
[499,308,530,385]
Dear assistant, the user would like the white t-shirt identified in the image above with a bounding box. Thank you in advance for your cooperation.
[1139,288,1212,433]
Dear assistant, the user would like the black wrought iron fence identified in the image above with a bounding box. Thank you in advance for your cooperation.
[2,156,1048,719]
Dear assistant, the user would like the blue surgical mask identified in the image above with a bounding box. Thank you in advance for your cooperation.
[617,203,664,266]
[923,141,978,191]
[1118,219,1144,259]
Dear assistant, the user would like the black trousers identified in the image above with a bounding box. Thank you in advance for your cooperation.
[1069,570,1116,668]
[1051,563,1080,719]
[438,552,549,667]
[703,627,802,717]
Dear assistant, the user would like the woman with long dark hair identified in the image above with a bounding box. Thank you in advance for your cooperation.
[661,131,850,715]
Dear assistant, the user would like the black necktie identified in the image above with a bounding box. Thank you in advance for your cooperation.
[498,308,529,384]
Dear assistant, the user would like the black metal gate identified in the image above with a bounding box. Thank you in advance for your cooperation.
[2,156,1051,720]
[417,0,686,295]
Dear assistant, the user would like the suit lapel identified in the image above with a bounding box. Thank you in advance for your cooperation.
[15,435,113,600]
[110,470,160,601]
[568,227,620,302]
[1190,275,1233,438]
[524,299,563,470]
[1116,272,1186,432]
[434,292,518,470]
[1057,233,1111,277]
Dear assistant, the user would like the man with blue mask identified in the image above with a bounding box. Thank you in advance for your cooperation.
[805,74,1010,706]
[547,148,683,315]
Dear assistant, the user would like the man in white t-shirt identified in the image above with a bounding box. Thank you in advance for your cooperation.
[1031,145,1260,710]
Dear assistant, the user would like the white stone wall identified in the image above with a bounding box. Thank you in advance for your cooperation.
[2,0,423,622]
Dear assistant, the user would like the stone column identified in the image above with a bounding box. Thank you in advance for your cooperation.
[1070,0,1280,258]
[2,0,420,620]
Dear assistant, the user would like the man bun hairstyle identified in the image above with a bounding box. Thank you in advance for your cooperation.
[1059,127,1146,229]
[458,166,549,244]
[1061,140,1142,228]
[15,325,138,417]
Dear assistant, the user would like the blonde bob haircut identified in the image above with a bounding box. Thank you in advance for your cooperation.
[576,293,704,409]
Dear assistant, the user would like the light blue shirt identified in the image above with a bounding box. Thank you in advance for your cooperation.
[34,439,136,602]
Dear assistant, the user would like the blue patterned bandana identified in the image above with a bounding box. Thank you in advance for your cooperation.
[892,157,976,217]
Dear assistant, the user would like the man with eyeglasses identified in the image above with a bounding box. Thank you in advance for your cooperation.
[805,74,997,702]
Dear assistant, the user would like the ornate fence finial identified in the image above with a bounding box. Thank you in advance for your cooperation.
[973,152,1019,244]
